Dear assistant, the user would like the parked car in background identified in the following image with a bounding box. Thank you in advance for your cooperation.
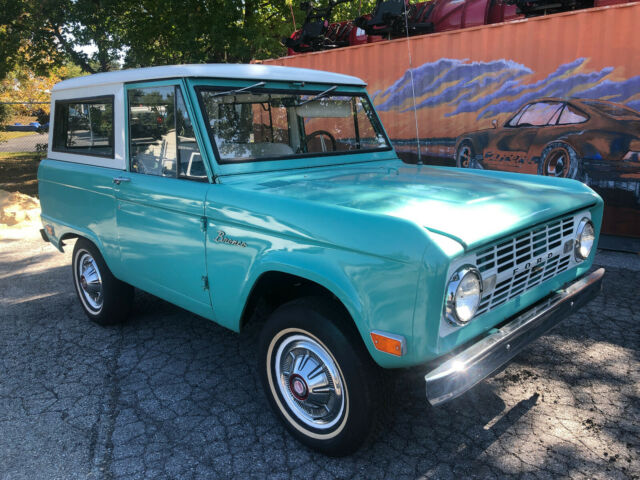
[455,98,640,189]
[39,65,604,456]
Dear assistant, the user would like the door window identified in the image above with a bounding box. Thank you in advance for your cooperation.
[516,102,563,126]
[128,85,206,180]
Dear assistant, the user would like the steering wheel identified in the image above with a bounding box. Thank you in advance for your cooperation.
[306,130,337,152]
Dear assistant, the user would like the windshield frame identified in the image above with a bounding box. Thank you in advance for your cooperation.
[192,81,394,172]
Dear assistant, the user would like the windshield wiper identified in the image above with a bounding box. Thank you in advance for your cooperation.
[210,81,266,97]
[297,85,338,106]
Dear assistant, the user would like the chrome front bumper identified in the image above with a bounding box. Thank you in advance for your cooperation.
[425,268,605,406]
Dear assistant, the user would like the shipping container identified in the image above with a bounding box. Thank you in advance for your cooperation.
[263,2,640,243]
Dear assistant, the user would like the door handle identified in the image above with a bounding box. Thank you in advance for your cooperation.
[113,177,131,185]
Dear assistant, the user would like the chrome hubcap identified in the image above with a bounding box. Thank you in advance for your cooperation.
[545,150,569,177]
[275,334,345,430]
[77,252,103,311]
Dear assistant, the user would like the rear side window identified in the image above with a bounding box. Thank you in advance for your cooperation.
[558,105,588,125]
[52,97,114,158]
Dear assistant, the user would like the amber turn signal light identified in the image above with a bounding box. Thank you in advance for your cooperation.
[370,331,406,357]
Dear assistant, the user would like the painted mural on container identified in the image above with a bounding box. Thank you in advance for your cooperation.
[263,2,640,239]
[371,57,640,239]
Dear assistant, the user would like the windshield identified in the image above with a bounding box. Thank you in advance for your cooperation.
[197,88,390,163]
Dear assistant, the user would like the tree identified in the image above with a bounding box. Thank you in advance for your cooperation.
[0,64,84,114]
[120,0,297,66]
[1,0,381,78]
[0,1,30,79]
[1,0,125,77]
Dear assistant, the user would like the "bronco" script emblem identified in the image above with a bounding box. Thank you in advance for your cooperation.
[215,231,247,248]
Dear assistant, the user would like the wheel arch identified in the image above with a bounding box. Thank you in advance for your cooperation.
[41,216,103,252]
[237,265,371,357]
[455,135,476,152]
[40,215,117,271]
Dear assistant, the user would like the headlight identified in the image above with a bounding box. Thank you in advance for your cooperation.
[575,218,595,261]
[445,266,482,326]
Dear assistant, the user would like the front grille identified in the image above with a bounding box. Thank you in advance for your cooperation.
[474,213,578,316]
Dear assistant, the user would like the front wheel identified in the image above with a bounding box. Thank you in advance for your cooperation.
[258,297,386,456]
[456,141,475,168]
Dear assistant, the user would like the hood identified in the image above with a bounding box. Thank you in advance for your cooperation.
[229,161,600,250]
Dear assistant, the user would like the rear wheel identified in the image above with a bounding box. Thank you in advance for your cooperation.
[258,297,386,456]
[72,238,133,325]
[538,142,581,180]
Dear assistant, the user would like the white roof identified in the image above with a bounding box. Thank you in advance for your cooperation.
[52,64,366,91]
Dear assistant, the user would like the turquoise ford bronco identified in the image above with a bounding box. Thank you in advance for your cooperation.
[38,64,604,455]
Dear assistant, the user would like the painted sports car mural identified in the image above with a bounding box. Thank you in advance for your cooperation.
[455,98,640,186]
[370,56,640,240]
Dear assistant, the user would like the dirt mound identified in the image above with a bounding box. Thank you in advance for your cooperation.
[0,189,41,228]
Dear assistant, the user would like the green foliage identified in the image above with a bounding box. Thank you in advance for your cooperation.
[1,0,380,77]
[0,1,25,79]
[0,103,8,127]
[121,0,299,66]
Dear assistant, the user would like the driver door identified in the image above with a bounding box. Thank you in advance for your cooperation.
[114,81,213,318]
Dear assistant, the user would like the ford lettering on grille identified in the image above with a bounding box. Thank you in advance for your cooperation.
[513,252,555,276]
[473,212,586,317]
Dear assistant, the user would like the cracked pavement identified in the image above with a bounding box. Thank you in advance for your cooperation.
[1,227,639,479]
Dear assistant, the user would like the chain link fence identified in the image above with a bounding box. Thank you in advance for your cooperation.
[0,101,49,197]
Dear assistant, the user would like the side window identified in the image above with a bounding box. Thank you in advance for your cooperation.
[517,102,563,127]
[558,105,588,125]
[176,89,207,180]
[548,105,563,125]
[128,85,206,180]
[52,97,114,157]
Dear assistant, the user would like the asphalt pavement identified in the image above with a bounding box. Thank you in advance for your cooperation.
[1,226,638,479]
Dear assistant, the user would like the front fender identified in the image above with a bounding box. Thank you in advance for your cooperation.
[205,226,424,368]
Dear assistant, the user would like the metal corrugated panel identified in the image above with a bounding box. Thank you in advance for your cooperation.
[263,3,640,141]
[264,4,640,238]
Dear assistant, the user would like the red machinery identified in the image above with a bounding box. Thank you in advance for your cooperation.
[283,0,636,56]
[512,0,636,15]
[354,0,435,37]
[284,0,522,55]
[430,0,521,31]
[283,0,369,55]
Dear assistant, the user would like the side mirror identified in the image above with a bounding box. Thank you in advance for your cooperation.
[492,119,498,129]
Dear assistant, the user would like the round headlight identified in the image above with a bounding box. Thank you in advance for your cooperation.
[575,218,595,261]
[445,266,482,326]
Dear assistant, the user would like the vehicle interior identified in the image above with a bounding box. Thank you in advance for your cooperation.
[197,90,389,163]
